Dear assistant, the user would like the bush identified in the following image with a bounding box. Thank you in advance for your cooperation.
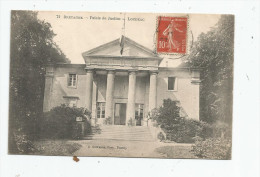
[149,108,160,121]
[127,118,135,126]
[40,105,91,139]
[163,117,213,143]
[191,137,232,159]
[212,121,232,138]
[157,132,165,142]
[10,131,39,154]
[148,108,159,127]
[155,99,180,126]
[103,116,112,125]
[191,121,232,159]
[153,99,213,143]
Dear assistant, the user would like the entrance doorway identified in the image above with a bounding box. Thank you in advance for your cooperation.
[135,104,144,126]
[114,103,126,125]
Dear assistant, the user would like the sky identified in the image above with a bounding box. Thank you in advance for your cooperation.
[37,11,220,64]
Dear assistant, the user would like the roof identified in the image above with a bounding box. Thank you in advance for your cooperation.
[82,36,162,60]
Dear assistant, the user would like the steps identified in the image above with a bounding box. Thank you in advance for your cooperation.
[84,125,156,142]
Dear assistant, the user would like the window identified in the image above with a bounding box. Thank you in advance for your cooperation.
[168,77,177,91]
[97,102,106,118]
[68,99,77,107]
[68,74,77,87]
[135,104,144,119]
[63,96,79,107]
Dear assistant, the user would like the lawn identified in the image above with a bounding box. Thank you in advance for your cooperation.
[155,145,198,159]
[33,140,82,156]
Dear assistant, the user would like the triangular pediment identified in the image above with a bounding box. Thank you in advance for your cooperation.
[82,36,161,59]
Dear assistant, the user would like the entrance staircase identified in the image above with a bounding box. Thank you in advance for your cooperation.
[84,125,156,142]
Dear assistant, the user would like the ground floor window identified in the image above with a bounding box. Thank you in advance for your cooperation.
[68,99,77,107]
[63,96,78,107]
[97,102,105,118]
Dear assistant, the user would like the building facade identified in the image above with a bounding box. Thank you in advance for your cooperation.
[43,37,200,126]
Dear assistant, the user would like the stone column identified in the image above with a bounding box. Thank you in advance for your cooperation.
[149,71,158,111]
[91,80,98,126]
[105,70,115,121]
[43,65,54,112]
[85,68,94,112]
[126,71,136,125]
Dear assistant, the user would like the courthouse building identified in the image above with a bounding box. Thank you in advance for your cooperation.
[43,37,200,126]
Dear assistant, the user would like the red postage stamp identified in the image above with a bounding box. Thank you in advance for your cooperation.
[156,16,188,54]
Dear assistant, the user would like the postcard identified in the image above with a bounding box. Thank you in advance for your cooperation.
[9,10,234,159]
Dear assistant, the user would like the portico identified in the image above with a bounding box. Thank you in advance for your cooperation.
[82,37,162,126]
[84,68,159,126]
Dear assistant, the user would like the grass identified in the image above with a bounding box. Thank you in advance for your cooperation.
[155,145,198,159]
[33,140,82,156]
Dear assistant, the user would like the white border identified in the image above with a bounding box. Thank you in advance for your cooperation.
[1,1,260,177]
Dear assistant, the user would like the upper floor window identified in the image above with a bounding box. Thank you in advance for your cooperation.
[168,77,177,91]
[68,74,77,87]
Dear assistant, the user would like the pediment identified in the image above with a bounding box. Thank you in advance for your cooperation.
[82,36,161,59]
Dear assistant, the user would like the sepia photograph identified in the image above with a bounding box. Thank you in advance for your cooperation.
[8,10,234,159]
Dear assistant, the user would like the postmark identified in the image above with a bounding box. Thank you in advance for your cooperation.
[156,16,188,54]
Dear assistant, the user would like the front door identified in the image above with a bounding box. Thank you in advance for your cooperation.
[135,104,144,126]
[114,103,126,125]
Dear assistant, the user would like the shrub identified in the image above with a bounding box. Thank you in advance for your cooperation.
[103,116,112,125]
[154,99,213,143]
[40,105,91,139]
[127,118,135,126]
[156,99,181,127]
[191,137,232,159]
[212,121,232,138]
[71,122,86,139]
[10,131,39,154]
[163,118,212,143]
[149,108,160,121]
[157,132,165,142]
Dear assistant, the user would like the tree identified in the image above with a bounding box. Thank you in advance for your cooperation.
[9,11,70,152]
[185,15,234,125]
